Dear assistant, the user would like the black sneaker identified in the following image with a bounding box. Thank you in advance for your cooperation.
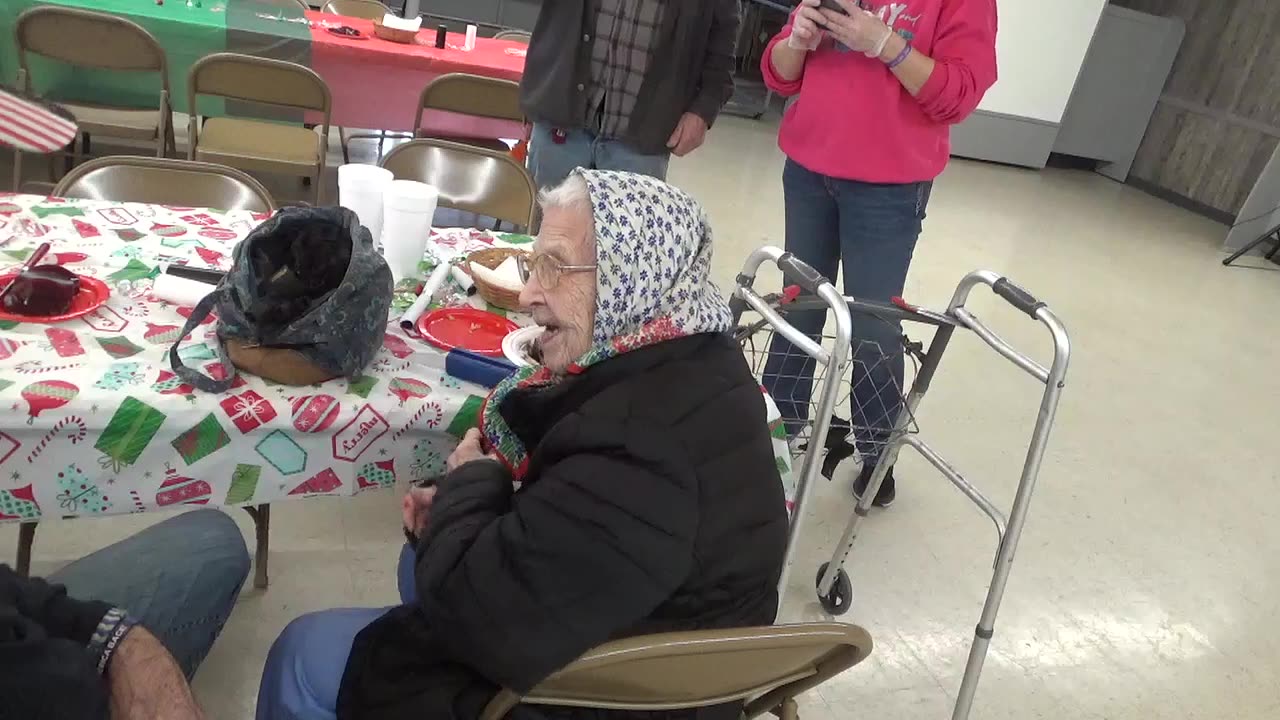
[853,463,896,508]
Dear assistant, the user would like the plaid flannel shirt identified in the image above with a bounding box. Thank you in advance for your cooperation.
[587,0,666,139]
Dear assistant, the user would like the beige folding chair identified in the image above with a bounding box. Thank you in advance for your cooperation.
[415,73,525,155]
[188,53,331,205]
[493,29,532,43]
[321,0,389,17]
[479,623,873,720]
[53,156,277,212]
[380,138,536,231]
[12,6,174,189]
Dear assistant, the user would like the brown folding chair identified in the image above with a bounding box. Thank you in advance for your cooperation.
[479,623,873,720]
[415,73,525,155]
[380,138,536,231]
[188,53,331,205]
[12,6,174,189]
[492,29,532,43]
[321,0,389,17]
[53,156,277,213]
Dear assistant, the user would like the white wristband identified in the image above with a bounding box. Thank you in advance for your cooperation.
[864,27,892,58]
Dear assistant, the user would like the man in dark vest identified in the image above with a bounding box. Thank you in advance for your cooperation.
[518,0,742,188]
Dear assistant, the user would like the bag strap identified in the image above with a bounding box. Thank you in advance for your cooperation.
[168,288,237,394]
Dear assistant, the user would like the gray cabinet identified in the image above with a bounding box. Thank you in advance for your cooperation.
[1052,6,1184,182]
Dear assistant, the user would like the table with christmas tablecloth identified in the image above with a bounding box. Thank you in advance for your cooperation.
[0,192,540,586]
[0,193,798,588]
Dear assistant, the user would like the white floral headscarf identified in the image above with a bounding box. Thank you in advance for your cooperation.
[482,169,732,478]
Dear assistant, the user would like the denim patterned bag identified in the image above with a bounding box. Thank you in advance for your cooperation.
[168,206,393,394]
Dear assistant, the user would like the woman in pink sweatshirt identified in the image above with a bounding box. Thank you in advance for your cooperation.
[761,0,997,507]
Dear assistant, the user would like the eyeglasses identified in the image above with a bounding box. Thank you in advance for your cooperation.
[516,252,596,290]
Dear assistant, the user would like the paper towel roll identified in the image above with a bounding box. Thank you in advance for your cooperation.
[399,261,452,330]
[153,272,218,309]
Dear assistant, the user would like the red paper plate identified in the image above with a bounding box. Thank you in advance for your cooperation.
[0,272,110,323]
[415,307,518,357]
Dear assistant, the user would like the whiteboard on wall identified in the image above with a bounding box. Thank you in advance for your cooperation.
[977,0,1109,124]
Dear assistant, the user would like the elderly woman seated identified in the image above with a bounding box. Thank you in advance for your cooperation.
[256,171,789,720]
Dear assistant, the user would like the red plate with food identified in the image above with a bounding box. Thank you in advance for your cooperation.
[415,307,518,357]
[0,271,110,323]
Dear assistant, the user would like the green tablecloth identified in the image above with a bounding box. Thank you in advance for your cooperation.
[0,0,312,117]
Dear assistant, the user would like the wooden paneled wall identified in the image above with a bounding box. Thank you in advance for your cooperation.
[1111,0,1280,218]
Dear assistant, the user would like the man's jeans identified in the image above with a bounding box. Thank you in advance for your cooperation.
[527,122,670,189]
[762,159,932,458]
[256,544,416,720]
[48,509,251,679]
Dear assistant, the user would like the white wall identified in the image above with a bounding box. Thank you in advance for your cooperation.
[978,0,1109,124]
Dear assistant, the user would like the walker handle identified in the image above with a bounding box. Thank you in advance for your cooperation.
[992,277,1045,319]
[777,252,827,295]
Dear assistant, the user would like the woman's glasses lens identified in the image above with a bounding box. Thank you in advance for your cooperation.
[534,256,559,289]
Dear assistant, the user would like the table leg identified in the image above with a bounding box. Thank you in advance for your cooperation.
[16,522,38,578]
[243,504,271,589]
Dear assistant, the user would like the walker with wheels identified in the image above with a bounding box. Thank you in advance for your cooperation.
[729,246,1071,720]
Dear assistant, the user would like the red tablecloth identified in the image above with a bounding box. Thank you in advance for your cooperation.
[308,12,528,139]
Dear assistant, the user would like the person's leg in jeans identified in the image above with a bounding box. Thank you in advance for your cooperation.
[48,509,251,679]
[761,159,842,439]
[256,544,417,720]
[834,179,932,504]
[526,123,595,190]
[594,137,671,180]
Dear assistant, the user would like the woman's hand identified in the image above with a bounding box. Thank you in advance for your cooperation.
[819,1,895,57]
[447,428,497,472]
[789,0,826,50]
[402,484,437,538]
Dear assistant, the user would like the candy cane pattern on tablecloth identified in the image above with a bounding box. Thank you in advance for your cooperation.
[15,361,83,375]
[27,415,87,462]
[392,401,444,442]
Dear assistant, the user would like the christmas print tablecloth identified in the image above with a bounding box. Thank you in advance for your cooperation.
[0,194,798,524]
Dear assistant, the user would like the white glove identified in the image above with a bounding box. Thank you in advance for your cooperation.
[786,0,825,51]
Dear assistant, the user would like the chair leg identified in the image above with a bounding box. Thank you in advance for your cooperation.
[16,522,38,577]
[339,127,350,164]
[243,504,270,589]
[11,149,21,192]
[779,698,799,720]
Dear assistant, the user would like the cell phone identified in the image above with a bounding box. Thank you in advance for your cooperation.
[818,0,849,13]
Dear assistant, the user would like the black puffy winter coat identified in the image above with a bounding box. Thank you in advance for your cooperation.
[337,332,789,720]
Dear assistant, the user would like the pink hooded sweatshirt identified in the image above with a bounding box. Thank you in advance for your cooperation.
[762,0,999,184]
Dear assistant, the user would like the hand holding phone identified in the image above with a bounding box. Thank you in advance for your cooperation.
[787,0,826,51]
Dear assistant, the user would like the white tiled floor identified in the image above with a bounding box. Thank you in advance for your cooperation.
[6,113,1280,719]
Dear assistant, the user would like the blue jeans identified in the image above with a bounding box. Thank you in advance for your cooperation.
[526,122,670,189]
[48,509,251,679]
[256,544,417,720]
[763,159,932,457]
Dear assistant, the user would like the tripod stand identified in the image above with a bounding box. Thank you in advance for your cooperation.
[1222,222,1280,266]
